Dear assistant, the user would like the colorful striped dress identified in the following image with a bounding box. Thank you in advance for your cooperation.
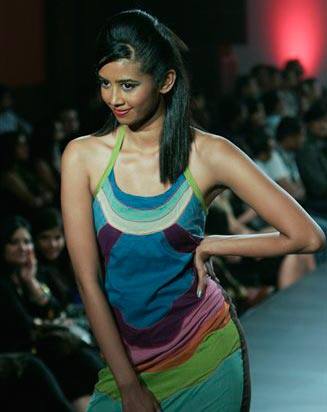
[87,125,251,411]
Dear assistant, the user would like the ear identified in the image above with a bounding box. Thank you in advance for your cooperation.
[159,70,176,94]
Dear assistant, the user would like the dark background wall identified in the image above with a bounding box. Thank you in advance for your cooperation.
[1,0,246,125]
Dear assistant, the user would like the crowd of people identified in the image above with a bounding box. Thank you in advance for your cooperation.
[0,57,326,411]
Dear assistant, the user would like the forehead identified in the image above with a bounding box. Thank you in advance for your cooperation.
[98,59,146,79]
[38,227,62,237]
[11,227,31,239]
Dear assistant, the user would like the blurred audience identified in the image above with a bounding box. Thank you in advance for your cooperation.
[297,101,327,213]
[32,207,81,309]
[0,84,32,135]
[0,131,54,219]
[0,215,104,412]
[0,56,325,335]
[58,107,81,145]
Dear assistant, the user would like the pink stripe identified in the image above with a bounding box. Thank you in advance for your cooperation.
[125,278,225,365]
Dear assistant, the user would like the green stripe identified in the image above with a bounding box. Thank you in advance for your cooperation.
[184,167,208,214]
[89,349,243,410]
[96,186,193,235]
[95,318,240,401]
[94,125,126,197]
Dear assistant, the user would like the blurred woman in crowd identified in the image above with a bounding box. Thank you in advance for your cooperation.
[0,215,104,412]
[0,131,54,219]
[33,207,81,308]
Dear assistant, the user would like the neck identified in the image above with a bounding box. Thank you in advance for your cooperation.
[124,97,165,154]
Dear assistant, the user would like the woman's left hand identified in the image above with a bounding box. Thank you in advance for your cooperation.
[20,249,38,283]
[194,238,212,298]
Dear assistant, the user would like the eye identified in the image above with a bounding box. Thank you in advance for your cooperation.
[121,83,136,91]
[99,79,110,89]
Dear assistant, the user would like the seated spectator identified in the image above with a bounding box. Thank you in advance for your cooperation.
[296,101,327,214]
[31,118,66,204]
[205,193,274,312]
[215,190,316,290]
[215,97,251,155]
[280,67,300,117]
[0,352,74,412]
[58,107,81,147]
[262,90,286,138]
[32,207,81,309]
[235,74,260,101]
[251,64,271,94]
[243,97,267,139]
[0,215,104,411]
[0,131,54,219]
[266,65,283,92]
[0,84,32,135]
[248,128,305,202]
[299,78,323,109]
[275,116,306,201]
[284,59,304,84]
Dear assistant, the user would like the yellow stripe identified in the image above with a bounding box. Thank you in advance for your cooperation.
[184,167,208,214]
[93,125,126,197]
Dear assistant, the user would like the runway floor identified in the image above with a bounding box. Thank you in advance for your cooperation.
[240,262,327,412]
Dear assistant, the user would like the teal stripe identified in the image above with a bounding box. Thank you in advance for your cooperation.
[96,186,193,235]
[100,176,191,221]
[87,349,243,412]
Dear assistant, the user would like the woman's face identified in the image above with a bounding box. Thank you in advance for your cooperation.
[309,117,327,139]
[36,226,65,261]
[61,110,80,134]
[54,121,65,142]
[98,59,161,126]
[4,227,34,266]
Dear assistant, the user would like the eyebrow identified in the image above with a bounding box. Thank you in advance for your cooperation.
[97,75,138,83]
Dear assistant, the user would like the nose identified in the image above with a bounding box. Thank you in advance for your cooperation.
[19,242,30,253]
[110,87,124,107]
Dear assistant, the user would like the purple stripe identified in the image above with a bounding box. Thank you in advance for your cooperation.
[112,274,225,348]
[98,223,121,259]
[164,224,203,253]
[129,280,226,365]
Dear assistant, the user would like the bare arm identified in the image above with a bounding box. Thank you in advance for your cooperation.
[275,177,306,201]
[195,135,326,293]
[204,136,325,255]
[237,206,258,225]
[60,140,140,391]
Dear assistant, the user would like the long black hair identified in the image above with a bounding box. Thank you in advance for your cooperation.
[92,9,194,184]
[0,215,32,274]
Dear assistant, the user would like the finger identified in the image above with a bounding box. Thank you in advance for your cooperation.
[195,258,208,298]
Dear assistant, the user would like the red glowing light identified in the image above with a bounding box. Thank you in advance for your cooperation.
[267,0,325,75]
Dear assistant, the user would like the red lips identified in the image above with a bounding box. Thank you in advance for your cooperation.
[112,108,131,117]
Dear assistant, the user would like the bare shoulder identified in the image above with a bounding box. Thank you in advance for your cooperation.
[191,127,244,188]
[61,132,116,174]
[62,134,103,160]
[193,127,241,160]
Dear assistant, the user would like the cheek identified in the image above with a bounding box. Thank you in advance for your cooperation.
[4,246,19,262]
[38,240,50,252]
[58,239,65,250]
[131,84,159,108]
[4,246,13,261]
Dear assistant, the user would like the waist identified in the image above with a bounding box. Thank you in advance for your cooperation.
[112,278,229,367]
